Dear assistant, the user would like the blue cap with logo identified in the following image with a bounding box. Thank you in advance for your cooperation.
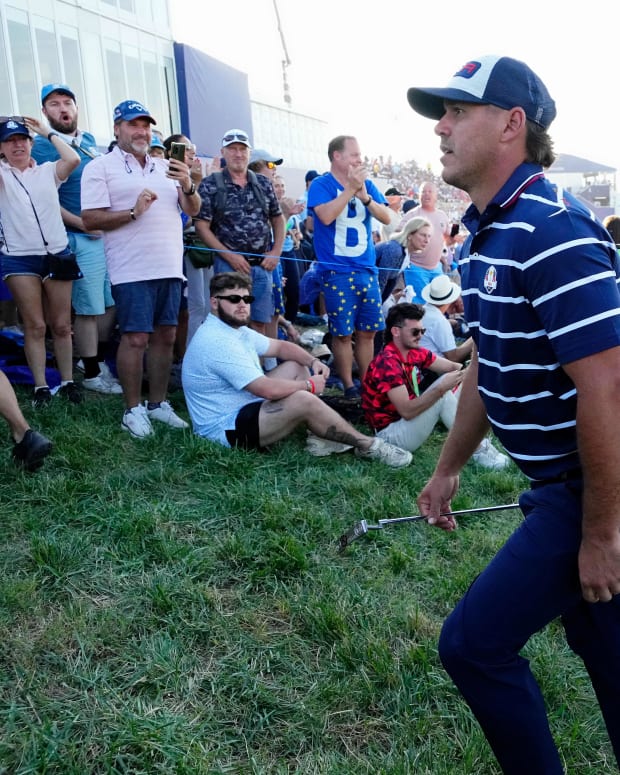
[0,118,30,142]
[113,100,156,125]
[407,55,556,130]
[150,134,165,149]
[41,83,76,105]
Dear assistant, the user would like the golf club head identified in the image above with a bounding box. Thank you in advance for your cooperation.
[337,519,370,553]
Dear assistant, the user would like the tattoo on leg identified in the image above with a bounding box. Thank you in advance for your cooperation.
[264,402,284,414]
[323,424,359,446]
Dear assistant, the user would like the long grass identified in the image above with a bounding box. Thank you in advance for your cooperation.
[0,383,614,774]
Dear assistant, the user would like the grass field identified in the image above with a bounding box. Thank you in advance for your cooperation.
[0,384,615,774]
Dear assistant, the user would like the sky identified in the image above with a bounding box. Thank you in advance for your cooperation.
[169,0,619,177]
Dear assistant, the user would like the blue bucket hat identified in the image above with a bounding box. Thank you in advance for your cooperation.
[407,55,556,130]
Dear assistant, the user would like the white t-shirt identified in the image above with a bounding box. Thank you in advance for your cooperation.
[80,146,184,285]
[182,314,271,446]
[420,303,456,356]
[0,159,67,255]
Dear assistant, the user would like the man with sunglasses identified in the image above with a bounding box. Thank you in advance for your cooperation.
[194,129,285,336]
[362,303,465,453]
[81,100,201,438]
[181,272,412,468]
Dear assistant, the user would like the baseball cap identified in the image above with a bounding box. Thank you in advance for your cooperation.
[221,128,251,148]
[41,83,76,105]
[250,148,283,165]
[421,274,462,306]
[402,199,419,214]
[385,186,404,197]
[407,55,556,130]
[150,135,165,149]
[0,118,30,142]
[305,169,319,183]
[113,100,156,124]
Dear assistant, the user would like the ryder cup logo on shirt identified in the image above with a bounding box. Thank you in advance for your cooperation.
[484,266,498,294]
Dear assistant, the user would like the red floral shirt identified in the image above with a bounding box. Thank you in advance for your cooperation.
[362,341,435,431]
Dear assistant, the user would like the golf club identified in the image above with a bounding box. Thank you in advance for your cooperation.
[337,503,520,553]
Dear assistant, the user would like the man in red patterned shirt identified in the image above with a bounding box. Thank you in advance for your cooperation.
[362,304,508,468]
[362,303,462,452]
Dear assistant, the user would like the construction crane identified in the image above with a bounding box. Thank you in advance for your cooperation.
[272,0,292,107]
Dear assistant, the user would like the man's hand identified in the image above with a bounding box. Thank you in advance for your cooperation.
[225,252,251,275]
[432,370,464,394]
[167,157,191,192]
[347,164,368,196]
[261,254,280,271]
[134,188,158,217]
[311,360,330,379]
[417,474,460,531]
[579,531,620,603]
[309,373,326,394]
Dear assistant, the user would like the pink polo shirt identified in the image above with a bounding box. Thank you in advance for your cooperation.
[80,146,183,285]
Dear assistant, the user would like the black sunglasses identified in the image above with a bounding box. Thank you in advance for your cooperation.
[215,294,255,304]
[408,327,426,336]
[222,132,249,144]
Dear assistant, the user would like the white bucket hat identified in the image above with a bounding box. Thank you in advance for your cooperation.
[421,274,462,306]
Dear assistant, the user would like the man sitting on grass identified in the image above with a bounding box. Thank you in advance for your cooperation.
[181,272,412,468]
[362,303,508,468]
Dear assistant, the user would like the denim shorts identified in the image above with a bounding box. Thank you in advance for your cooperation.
[1,252,50,280]
[111,278,182,334]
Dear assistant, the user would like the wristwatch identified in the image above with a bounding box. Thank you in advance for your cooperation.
[363,196,372,206]
[183,182,197,196]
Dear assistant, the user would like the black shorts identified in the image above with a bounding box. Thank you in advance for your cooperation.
[225,400,264,450]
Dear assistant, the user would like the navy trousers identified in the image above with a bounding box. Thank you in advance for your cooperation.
[439,479,620,774]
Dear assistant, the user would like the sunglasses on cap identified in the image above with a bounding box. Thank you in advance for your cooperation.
[265,161,277,169]
[214,294,255,305]
[0,115,26,124]
[222,131,249,144]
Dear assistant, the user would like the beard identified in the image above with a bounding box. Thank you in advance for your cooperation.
[48,115,78,135]
[217,302,250,328]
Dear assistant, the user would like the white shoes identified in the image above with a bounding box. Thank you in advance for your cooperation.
[80,361,123,395]
[355,438,412,468]
[472,438,510,470]
[121,404,154,438]
[306,432,353,457]
[145,400,189,429]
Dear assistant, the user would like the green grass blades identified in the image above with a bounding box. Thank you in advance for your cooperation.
[0,388,613,773]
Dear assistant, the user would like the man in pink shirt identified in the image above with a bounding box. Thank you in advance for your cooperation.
[81,100,201,438]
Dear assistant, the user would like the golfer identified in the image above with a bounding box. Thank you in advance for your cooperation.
[410,56,620,772]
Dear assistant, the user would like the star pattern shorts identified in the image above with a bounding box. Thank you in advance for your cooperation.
[322,269,384,337]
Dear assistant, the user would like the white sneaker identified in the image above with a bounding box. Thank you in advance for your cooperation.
[472,438,510,470]
[121,404,154,438]
[98,361,122,387]
[83,374,123,395]
[145,400,189,429]
[355,438,412,468]
[306,431,353,457]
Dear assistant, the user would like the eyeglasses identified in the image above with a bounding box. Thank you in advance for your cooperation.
[399,326,426,336]
[0,115,25,124]
[222,132,249,144]
[215,294,255,305]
